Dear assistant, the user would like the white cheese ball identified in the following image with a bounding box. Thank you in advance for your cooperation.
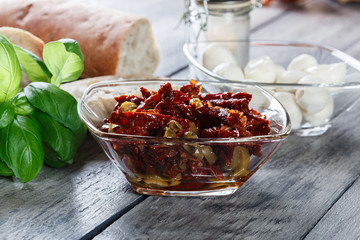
[305,62,346,84]
[274,64,285,82]
[245,87,271,109]
[202,43,237,71]
[298,75,324,84]
[288,54,318,71]
[213,62,244,81]
[274,92,303,129]
[303,97,334,124]
[276,70,307,84]
[244,56,276,83]
[295,88,331,114]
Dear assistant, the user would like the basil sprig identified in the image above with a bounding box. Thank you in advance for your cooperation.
[0,35,86,182]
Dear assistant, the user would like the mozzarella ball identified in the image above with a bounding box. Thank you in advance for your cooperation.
[305,62,346,84]
[298,75,324,84]
[288,54,318,71]
[274,92,303,129]
[295,88,331,114]
[244,56,276,83]
[274,64,286,82]
[213,62,244,81]
[276,70,307,84]
[202,43,237,71]
[303,97,334,124]
[246,87,271,109]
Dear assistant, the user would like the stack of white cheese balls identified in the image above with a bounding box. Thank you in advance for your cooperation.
[202,43,346,129]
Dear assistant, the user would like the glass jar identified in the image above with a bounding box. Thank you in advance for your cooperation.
[184,0,261,67]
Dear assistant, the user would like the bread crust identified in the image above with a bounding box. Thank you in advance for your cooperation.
[0,0,159,78]
[0,26,44,58]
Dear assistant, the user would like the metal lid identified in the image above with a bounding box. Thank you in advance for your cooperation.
[195,0,261,14]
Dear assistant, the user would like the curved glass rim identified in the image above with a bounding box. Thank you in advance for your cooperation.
[78,79,291,144]
[183,39,360,89]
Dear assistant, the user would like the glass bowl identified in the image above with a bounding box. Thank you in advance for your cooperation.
[183,40,360,136]
[78,79,290,196]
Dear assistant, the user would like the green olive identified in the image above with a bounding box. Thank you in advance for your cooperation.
[168,120,182,132]
[224,146,250,173]
[189,121,199,135]
[183,131,198,139]
[189,98,202,108]
[163,127,177,138]
[201,146,217,165]
[163,120,183,138]
[120,101,137,112]
[233,168,250,178]
[108,123,114,133]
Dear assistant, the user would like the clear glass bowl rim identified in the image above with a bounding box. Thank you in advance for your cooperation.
[183,39,360,89]
[77,79,291,144]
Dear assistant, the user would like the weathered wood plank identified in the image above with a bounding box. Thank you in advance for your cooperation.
[93,1,360,239]
[304,176,360,240]
[1,1,359,239]
[93,98,360,240]
[0,136,143,240]
[251,1,360,50]
[305,178,360,240]
[302,39,360,240]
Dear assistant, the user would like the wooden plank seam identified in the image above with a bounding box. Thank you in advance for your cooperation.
[301,173,360,240]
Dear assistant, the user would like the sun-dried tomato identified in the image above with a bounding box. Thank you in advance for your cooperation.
[101,80,271,190]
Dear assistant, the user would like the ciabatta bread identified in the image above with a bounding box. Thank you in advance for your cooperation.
[0,26,44,59]
[0,0,160,78]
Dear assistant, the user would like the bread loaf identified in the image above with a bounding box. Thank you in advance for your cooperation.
[0,26,44,58]
[0,0,160,78]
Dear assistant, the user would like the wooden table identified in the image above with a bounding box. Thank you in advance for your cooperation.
[1,1,360,239]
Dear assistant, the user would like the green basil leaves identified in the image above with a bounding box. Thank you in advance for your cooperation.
[14,45,51,83]
[0,35,86,182]
[0,101,15,128]
[43,39,84,86]
[0,115,44,182]
[0,35,22,102]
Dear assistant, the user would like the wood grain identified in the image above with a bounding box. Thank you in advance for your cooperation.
[93,100,360,239]
[0,136,142,239]
[93,1,360,239]
[304,177,360,240]
[1,0,360,239]
[250,1,360,50]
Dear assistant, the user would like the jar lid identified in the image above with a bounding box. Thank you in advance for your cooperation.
[195,0,261,13]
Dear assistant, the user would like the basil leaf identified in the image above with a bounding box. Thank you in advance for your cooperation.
[43,39,84,87]
[24,82,85,136]
[0,101,15,128]
[33,111,78,161]
[43,142,73,168]
[61,39,84,62]
[14,45,51,83]
[0,115,44,182]
[12,92,35,115]
[0,158,13,176]
[0,35,22,103]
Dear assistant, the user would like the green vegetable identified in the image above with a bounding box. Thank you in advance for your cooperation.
[12,92,35,115]
[43,39,84,87]
[0,34,87,182]
[24,82,85,136]
[33,110,78,161]
[0,35,22,103]
[0,159,13,176]
[42,142,73,168]
[0,115,44,182]
[14,45,51,83]
[0,101,15,128]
